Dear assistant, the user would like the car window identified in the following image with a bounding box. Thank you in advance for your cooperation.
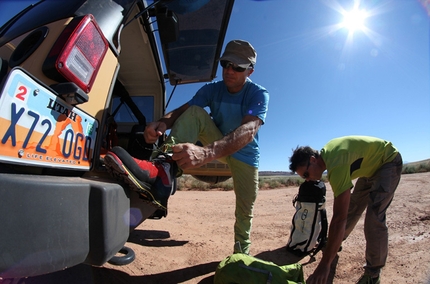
[112,96,154,123]
[159,0,234,85]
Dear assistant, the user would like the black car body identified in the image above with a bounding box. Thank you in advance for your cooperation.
[0,0,233,278]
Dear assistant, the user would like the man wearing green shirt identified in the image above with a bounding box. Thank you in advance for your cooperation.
[289,136,403,284]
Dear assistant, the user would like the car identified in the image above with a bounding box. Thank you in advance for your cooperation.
[0,0,233,278]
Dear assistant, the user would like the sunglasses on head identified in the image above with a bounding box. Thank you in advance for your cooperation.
[220,60,250,72]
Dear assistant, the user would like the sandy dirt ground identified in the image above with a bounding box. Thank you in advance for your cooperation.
[5,172,430,284]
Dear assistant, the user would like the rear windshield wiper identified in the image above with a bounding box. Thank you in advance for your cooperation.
[0,2,39,37]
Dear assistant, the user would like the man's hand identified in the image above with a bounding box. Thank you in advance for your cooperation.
[306,262,331,284]
[144,121,167,144]
[171,143,213,169]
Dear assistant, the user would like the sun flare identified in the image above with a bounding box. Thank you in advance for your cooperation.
[320,1,383,52]
[341,9,368,32]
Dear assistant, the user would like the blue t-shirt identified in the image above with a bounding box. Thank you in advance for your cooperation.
[187,78,269,167]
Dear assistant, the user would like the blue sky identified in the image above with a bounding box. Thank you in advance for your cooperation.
[1,0,429,171]
[170,0,430,171]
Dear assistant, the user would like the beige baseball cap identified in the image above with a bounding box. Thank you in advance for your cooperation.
[219,40,257,68]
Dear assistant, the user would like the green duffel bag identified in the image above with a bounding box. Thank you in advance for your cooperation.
[214,253,305,284]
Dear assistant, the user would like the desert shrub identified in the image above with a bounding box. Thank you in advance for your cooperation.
[266,180,282,189]
[417,163,430,172]
[176,160,430,190]
[402,166,416,174]
[259,176,304,189]
[177,175,234,191]
[402,160,430,174]
[172,164,424,190]
[258,179,266,188]
[212,181,234,191]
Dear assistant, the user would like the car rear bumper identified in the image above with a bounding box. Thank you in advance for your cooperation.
[0,173,130,278]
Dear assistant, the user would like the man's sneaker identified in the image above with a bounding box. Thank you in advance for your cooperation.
[104,146,157,190]
[104,146,177,211]
[356,274,380,284]
[151,142,183,178]
[149,153,178,212]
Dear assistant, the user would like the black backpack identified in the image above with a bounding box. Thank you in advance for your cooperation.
[286,180,328,257]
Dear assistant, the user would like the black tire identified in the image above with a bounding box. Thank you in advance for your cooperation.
[192,175,231,184]
[108,246,135,266]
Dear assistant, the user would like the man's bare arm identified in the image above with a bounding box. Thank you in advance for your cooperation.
[144,103,189,144]
[172,115,262,169]
[306,189,351,284]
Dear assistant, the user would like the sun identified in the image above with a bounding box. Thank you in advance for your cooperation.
[321,1,382,52]
[341,8,368,33]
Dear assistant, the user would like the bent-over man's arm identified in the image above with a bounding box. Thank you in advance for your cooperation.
[307,188,351,284]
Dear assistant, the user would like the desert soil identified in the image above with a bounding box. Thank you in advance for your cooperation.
[6,172,430,283]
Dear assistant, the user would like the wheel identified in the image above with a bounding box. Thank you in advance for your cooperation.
[108,246,135,266]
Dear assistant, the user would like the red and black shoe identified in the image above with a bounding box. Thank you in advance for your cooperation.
[104,146,177,212]
[151,153,178,211]
[104,146,157,192]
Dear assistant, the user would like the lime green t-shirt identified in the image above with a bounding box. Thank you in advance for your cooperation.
[320,136,399,197]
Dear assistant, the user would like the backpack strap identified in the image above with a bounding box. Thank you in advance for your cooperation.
[238,263,273,284]
[310,207,328,257]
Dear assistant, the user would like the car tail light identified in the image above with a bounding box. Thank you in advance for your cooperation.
[43,15,108,93]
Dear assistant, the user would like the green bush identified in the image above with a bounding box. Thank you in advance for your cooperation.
[402,166,416,174]
[176,160,429,191]
[178,175,305,191]
[176,175,234,191]
[402,160,430,174]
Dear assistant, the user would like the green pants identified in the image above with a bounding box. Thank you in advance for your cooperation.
[165,105,259,254]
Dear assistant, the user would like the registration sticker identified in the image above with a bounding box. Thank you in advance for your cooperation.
[0,68,98,170]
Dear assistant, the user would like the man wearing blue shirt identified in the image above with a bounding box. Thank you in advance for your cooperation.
[105,40,269,254]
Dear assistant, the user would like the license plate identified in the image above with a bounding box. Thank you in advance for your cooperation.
[0,68,98,170]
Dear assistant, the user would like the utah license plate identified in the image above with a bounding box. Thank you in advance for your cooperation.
[0,68,98,170]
